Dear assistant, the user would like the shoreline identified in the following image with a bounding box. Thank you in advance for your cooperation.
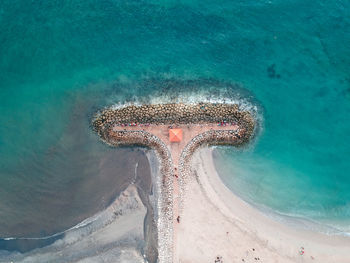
[174,147,350,262]
[0,185,147,262]
[211,150,350,238]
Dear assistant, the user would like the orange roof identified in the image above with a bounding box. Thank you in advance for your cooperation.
[169,128,183,142]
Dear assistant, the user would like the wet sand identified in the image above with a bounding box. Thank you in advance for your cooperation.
[0,184,147,263]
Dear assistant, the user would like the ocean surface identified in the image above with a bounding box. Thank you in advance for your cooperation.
[0,0,350,253]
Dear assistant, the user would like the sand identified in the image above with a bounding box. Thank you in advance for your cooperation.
[175,148,350,263]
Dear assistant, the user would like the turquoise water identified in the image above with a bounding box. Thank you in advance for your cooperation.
[0,0,350,240]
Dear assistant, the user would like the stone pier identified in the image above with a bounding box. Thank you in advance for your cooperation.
[92,102,256,263]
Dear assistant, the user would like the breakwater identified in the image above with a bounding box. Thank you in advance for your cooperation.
[92,102,256,263]
[93,102,255,139]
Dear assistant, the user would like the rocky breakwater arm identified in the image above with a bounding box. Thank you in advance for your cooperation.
[92,102,256,133]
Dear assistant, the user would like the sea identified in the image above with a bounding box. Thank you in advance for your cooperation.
[0,0,350,259]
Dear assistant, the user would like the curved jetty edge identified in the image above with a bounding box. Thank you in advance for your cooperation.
[92,102,256,263]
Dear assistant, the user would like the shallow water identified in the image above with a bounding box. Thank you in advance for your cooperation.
[0,0,350,254]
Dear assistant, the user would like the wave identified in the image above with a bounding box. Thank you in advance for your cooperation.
[1,213,99,242]
[97,77,263,118]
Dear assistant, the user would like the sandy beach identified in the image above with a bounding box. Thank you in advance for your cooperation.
[175,148,350,263]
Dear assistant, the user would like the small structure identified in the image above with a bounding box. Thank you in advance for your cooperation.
[169,129,183,142]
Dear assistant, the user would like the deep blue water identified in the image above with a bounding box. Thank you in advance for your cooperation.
[0,0,350,240]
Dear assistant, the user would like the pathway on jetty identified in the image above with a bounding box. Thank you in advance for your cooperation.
[93,103,256,263]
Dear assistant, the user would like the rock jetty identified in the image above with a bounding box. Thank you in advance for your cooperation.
[93,102,255,141]
[92,102,256,263]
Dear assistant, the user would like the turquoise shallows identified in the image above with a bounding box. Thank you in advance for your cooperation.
[0,0,350,236]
